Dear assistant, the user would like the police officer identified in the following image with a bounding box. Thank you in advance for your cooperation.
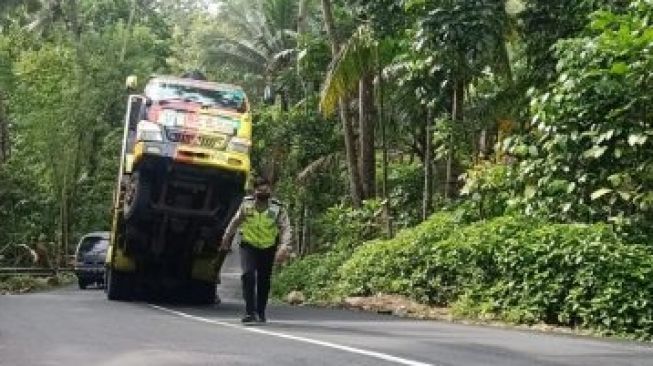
[220,177,292,323]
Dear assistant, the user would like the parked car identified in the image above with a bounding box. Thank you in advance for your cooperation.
[74,232,110,289]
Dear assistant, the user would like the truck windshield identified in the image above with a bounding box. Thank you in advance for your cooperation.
[77,237,108,258]
[146,82,246,112]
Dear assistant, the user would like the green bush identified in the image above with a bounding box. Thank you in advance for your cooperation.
[0,273,74,294]
[272,250,350,301]
[314,200,384,250]
[451,220,653,339]
[272,200,388,302]
[276,212,653,339]
[457,161,516,222]
[512,2,653,241]
[335,212,461,302]
[386,163,424,228]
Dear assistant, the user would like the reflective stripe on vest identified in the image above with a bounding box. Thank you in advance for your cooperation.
[241,200,280,248]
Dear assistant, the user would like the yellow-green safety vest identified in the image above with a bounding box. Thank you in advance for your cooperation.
[241,198,281,248]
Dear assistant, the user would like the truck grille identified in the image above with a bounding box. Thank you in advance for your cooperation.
[166,129,227,150]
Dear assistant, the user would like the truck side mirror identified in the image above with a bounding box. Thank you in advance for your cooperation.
[126,75,138,91]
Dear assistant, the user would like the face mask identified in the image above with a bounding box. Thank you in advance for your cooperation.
[255,192,270,201]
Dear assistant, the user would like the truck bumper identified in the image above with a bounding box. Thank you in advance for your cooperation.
[133,141,250,175]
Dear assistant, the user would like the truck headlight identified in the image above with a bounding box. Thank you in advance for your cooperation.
[136,120,164,142]
[227,137,251,154]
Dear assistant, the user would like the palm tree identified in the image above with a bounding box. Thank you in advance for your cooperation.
[320,0,362,206]
[204,0,300,80]
[319,24,402,202]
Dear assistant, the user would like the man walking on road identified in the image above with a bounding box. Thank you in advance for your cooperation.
[220,177,292,323]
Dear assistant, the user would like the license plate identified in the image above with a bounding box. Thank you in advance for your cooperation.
[199,115,235,135]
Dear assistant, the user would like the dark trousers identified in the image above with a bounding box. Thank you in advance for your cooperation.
[240,243,276,316]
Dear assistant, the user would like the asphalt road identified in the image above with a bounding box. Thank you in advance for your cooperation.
[1,253,652,366]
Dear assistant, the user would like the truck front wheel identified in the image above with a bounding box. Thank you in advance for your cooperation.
[188,280,216,305]
[106,268,132,301]
[123,171,152,221]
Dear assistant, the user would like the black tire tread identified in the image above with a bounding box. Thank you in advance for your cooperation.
[123,172,152,222]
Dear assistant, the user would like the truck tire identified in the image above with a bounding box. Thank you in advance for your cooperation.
[106,268,132,301]
[123,171,152,221]
[188,280,216,305]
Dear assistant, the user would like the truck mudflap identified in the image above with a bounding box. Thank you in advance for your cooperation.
[106,245,136,273]
[191,250,228,284]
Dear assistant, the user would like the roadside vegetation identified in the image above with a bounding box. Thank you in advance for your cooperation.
[0,0,651,340]
[0,273,76,295]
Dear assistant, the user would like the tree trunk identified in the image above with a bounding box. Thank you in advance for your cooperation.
[298,0,310,35]
[358,74,376,199]
[302,206,310,255]
[321,0,363,207]
[59,170,68,269]
[445,80,464,200]
[479,128,487,160]
[295,203,304,254]
[378,64,392,237]
[340,102,362,206]
[423,107,433,220]
[320,0,338,56]
[120,0,137,62]
[0,91,8,163]
[64,0,82,43]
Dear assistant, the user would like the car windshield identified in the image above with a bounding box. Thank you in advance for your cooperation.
[77,237,108,257]
[145,81,247,112]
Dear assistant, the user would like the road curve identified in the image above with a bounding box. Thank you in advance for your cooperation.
[1,253,652,366]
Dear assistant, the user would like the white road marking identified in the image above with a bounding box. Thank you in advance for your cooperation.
[150,305,434,366]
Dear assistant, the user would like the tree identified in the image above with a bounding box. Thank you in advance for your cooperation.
[409,0,514,199]
[320,0,362,206]
[513,1,653,240]
[0,91,8,163]
[204,0,299,80]
[0,0,168,265]
[320,26,376,200]
[520,0,630,87]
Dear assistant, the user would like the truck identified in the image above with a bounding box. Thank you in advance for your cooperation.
[105,74,252,303]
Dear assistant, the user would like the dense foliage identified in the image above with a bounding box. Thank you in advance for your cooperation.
[0,1,170,265]
[510,3,653,241]
[275,213,653,339]
[1,0,652,339]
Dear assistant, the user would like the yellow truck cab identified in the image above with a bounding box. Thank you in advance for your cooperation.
[105,74,252,303]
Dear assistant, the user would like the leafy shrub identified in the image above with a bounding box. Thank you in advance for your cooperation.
[386,163,424,228]
[272,250,350,301]
[375,215,653,338]
[452,220,653,339]
[314,200,384,250]
[278,212,653,339]
[457,162,515,222]
[272,200,387,302]
[512,2,653,241]
[0,273,74,294]
[335,212,461,301]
